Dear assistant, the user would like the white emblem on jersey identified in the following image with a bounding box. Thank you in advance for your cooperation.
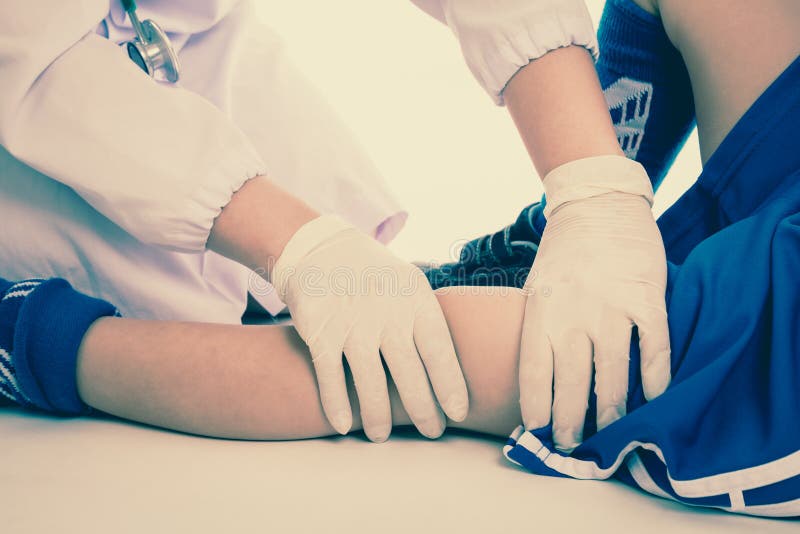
[604,78,653,158]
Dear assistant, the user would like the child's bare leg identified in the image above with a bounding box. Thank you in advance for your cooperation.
[76,287,526,440]
[641,0,800,161]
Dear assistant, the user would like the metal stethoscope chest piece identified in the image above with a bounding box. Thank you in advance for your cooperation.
[120,0,181,83]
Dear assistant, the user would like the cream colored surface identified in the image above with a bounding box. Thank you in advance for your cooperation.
[2,409,797,533]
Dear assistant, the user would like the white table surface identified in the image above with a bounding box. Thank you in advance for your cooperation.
[1,409,796,533]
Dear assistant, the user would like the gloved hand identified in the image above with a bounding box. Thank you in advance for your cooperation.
[272,215,469,443]
[520,155,671,452]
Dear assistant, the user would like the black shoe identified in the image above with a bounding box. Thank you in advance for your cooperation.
[419,202,545,289]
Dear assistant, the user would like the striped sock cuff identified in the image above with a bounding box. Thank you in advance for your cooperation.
[0,280,44,407]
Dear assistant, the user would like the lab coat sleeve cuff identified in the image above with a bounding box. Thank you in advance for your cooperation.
[443,0,599,105]
[154,138,268,253]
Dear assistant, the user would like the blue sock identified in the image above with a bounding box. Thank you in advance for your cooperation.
[597,0,696,190]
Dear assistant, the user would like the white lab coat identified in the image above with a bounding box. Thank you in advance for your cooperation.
[0,0,406,321]
[0,0,597,322]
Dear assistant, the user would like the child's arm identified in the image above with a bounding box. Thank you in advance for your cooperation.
[75,288,527,440]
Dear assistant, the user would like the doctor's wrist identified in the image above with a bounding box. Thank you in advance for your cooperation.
[207,176,319,279]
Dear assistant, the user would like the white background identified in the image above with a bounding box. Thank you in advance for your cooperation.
[256,0,701,262]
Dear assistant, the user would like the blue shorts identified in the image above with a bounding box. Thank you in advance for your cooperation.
[426,55,800,516]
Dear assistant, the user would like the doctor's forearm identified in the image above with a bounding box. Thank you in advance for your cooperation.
[504,46,623,177]
[75,288,526,440]
[207,176,319,276]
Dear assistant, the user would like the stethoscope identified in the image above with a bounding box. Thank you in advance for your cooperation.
[120,0,181,83]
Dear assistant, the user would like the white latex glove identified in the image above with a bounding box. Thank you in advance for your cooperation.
[272,215,469,443]
[410,0,598,104]
[520,155,671,452]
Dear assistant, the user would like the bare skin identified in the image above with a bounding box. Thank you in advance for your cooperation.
[73,1,798,441]
[504,45,624,177]
[77,288,526,440]
[637,0,800,162]
[207,176,319,275]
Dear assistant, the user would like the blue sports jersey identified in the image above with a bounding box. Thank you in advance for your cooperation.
[504,54,800,517]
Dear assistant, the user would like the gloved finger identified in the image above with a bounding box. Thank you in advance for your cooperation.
[381,335,445,439]
[593,318,633,431]
[519,296,553,431]
[632,306,671,401]
[345,342,393,443]
[310,345,352,436]
[551,332,593,453]
[413,291,469,422]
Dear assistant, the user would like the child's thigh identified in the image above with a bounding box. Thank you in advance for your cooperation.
[654,0,800,159]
